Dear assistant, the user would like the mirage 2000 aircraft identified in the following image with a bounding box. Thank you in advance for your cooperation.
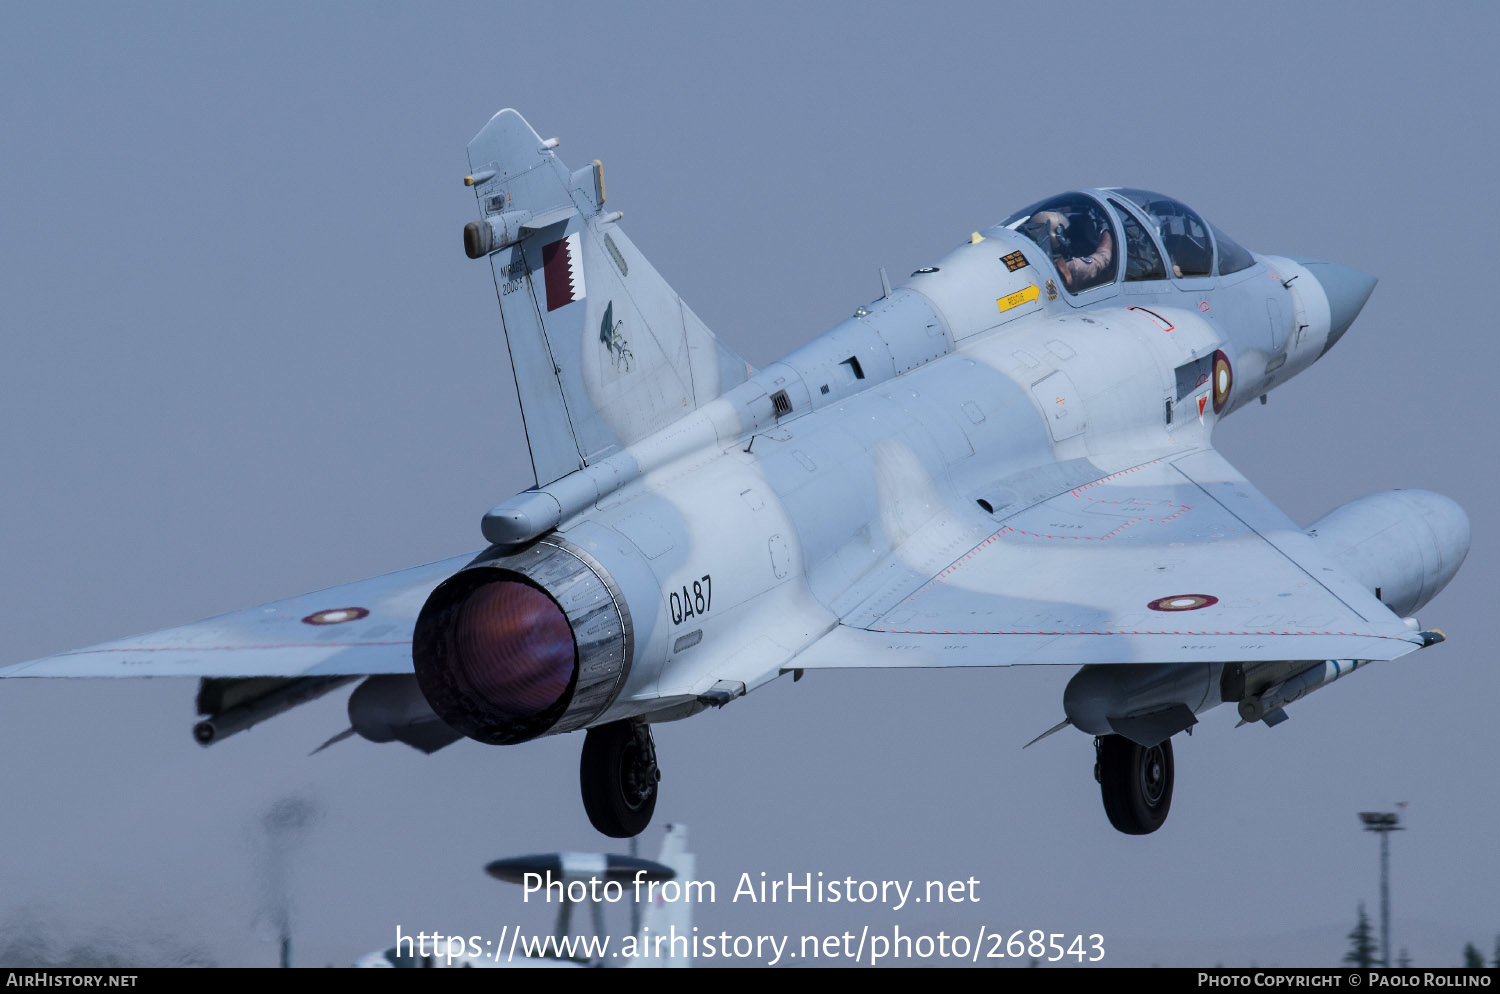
[3,110,1469,837]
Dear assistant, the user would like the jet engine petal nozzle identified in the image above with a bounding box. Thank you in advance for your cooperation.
[413,540,634,746]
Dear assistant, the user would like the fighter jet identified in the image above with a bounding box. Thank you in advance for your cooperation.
[3,110,1468,837]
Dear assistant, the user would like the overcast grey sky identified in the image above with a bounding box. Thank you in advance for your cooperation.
[2,1,1497,968]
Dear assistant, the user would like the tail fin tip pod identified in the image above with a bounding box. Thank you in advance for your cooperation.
[464,110,750,487]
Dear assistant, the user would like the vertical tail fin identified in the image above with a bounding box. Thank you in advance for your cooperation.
[464,110,751,487]
[628,823,694,968]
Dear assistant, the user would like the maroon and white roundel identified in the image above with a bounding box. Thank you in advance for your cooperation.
[302,607,370,626]
[1211,350,1232,415]
[1147,594,1219,612]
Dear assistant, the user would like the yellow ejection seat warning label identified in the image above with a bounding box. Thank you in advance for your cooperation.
[997,284,1039,313]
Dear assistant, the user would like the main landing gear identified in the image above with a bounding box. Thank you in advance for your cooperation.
[1094,734,1174,835]
[580,719,660,838]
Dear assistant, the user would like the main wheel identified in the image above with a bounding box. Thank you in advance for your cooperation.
[580,720,659,838]
[1096,734,1173,835]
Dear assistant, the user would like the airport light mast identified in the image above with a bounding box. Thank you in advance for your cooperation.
[1358,810,1403,967]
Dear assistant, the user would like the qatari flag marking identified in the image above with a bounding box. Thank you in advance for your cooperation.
[542,232,585,311]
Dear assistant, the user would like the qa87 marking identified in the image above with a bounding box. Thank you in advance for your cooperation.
[668,574,713,626]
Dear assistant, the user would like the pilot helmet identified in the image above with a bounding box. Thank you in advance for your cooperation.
[1032,210,1069,255]
[1062,210,1101,258]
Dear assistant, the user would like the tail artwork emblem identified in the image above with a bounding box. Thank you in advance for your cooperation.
[600,300,633,371]
[542,232,586,311]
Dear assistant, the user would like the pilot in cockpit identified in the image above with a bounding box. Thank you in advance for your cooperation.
[1033,209,1113,291]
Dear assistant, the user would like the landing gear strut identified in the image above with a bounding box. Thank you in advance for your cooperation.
[580,720,660,838]
[1094,734,1173,835]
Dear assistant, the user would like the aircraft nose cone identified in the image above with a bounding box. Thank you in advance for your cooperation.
[1293,258,1377,353]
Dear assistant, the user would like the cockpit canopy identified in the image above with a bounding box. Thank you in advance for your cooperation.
[1000,189,1257,295]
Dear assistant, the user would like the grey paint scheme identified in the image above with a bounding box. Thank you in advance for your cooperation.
[0,110,1469,762]
[465,109,752,487]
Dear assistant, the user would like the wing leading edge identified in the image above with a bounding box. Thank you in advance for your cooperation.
[794,448,1424,670]
[4,451,1430,680]
[1,553,479,679]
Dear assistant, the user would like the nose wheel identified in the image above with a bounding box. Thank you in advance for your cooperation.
[1094,734,1173,835]
[580,720,660,838]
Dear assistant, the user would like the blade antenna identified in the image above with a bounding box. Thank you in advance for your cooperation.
[1023,718,1071,749]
